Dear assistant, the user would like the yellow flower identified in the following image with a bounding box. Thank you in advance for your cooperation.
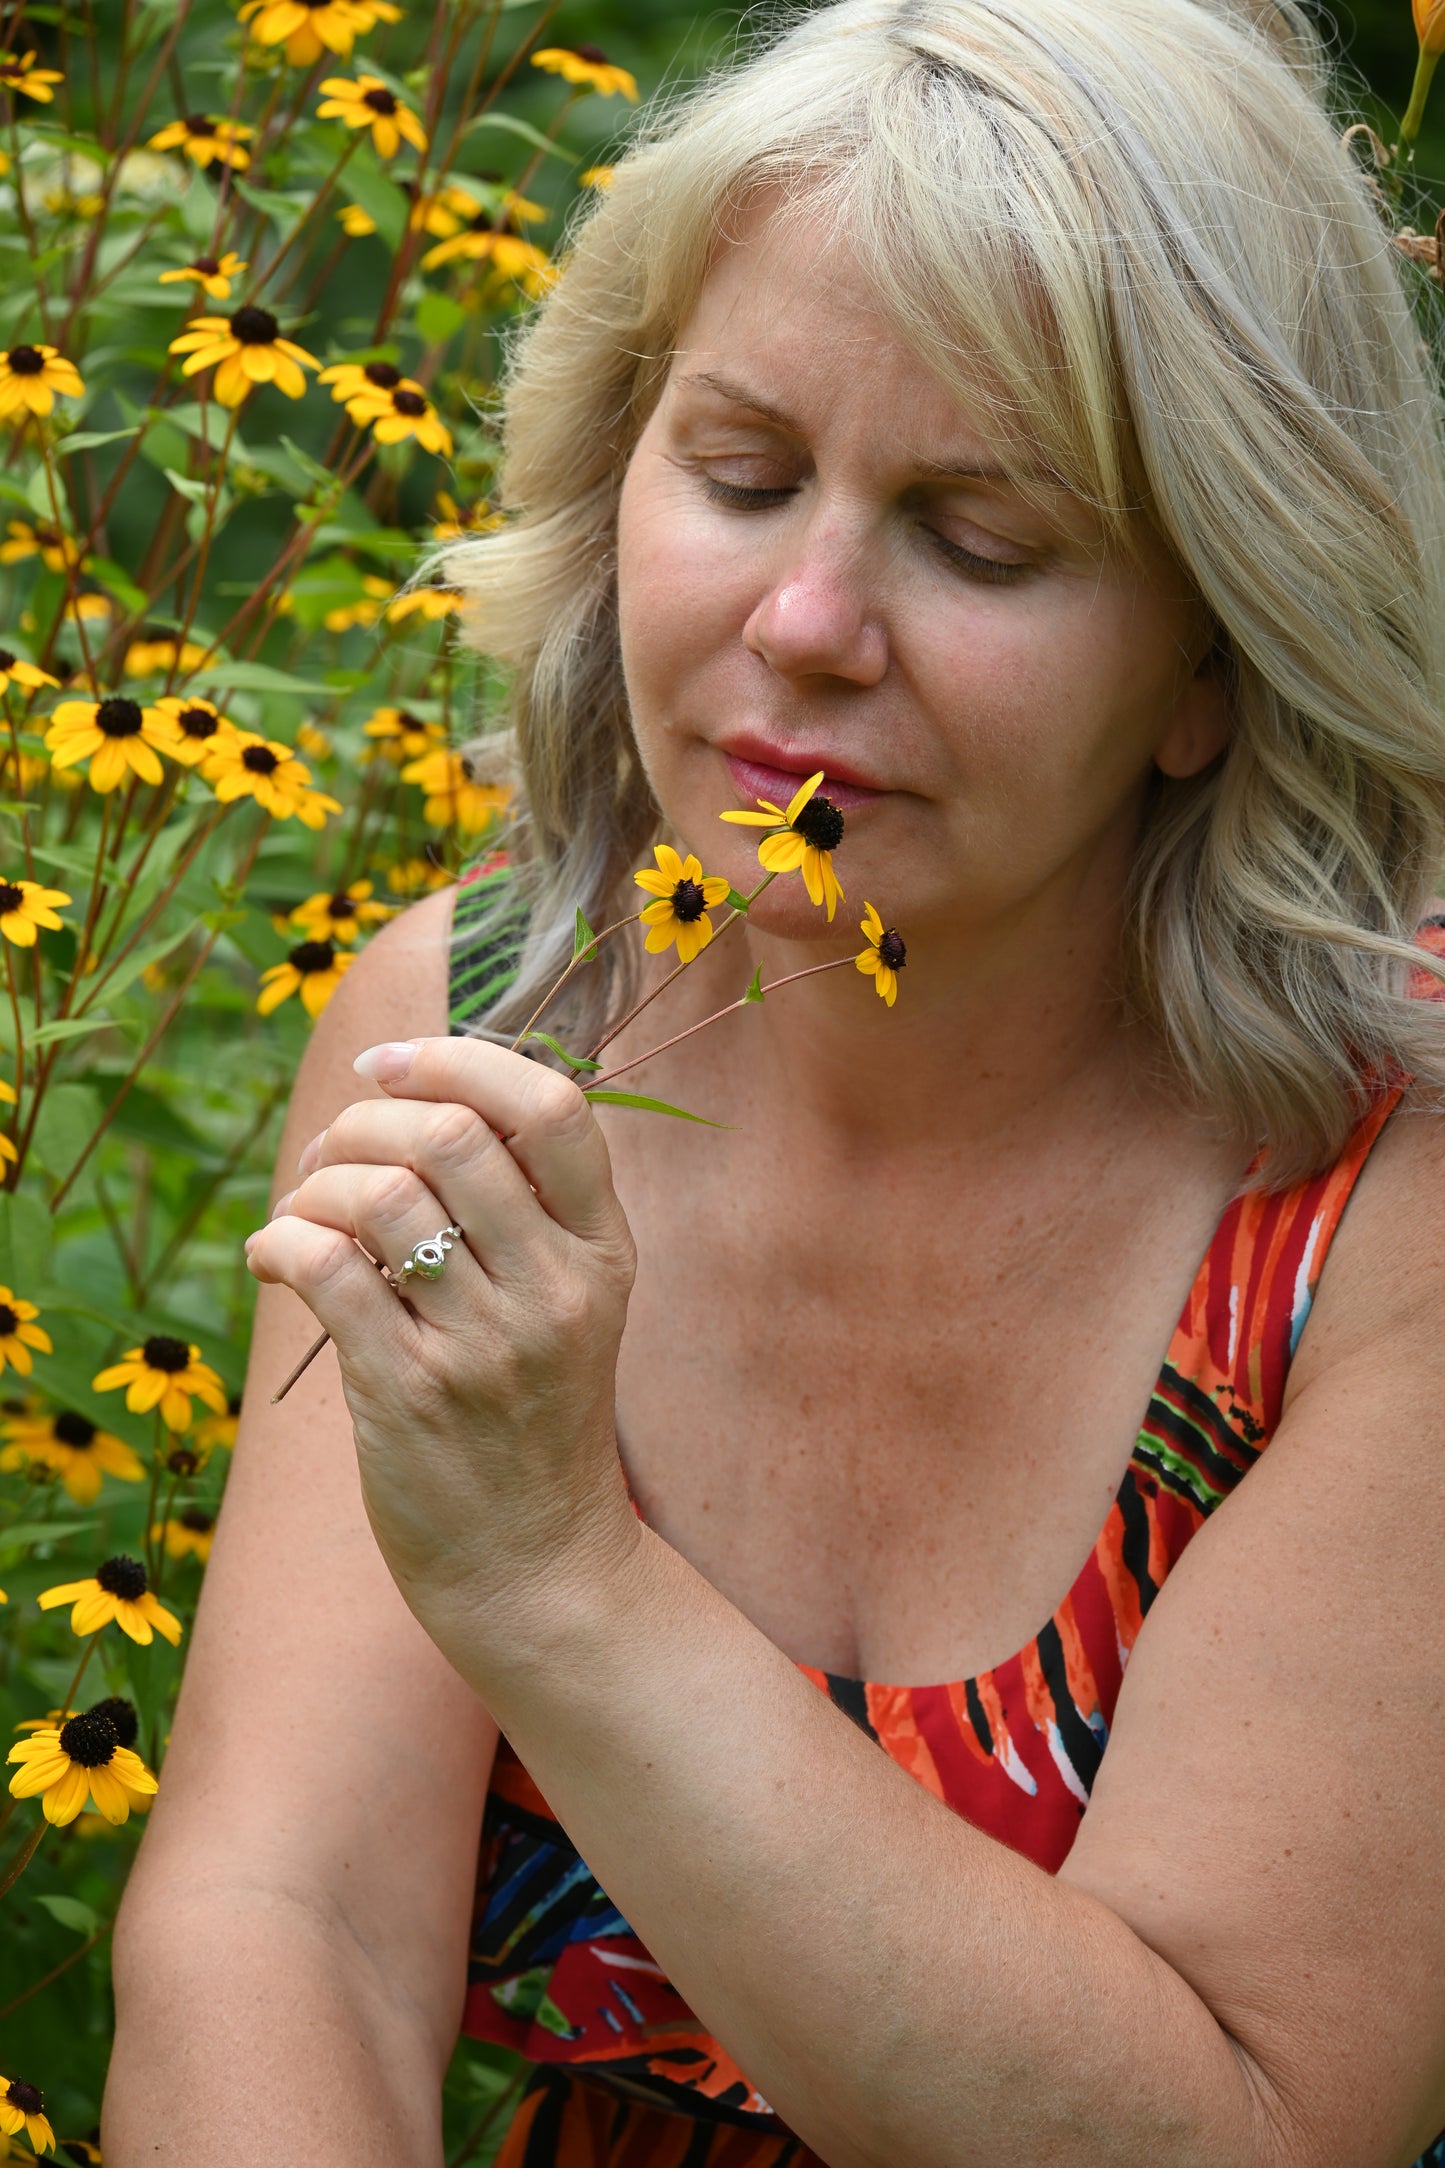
[633,843,732,965]
[317,355,409,407]
[258,937,356,1018]
[122,631,210,677]
[190,1400,240,1455]
[0,1286,51,1377]
[0,343,85,421]
[337,200,377,236]
[150,693,242,767]
[57,589,111,625]
[296,719,331,760]
[0,49,64,101]
[322,575,391,631]
[151,1508,215,1563]
[0,1409,145,1504]
[1417,0,1445,53]
[92,1333,228,1429]
[7,1703,159,1825]
[0,519,84,573]
[579,164,614,188]
[0,647,58,696]
[0,1072,15,1168]
[316,73,427,158]
[0,2076,53,2156]
[355,380,451,454]
[168,305,319,407]
[719,769,846,920]
[44,694,176,792]
[288,877,393,944]
[238,0,399,67]
[530,44,638,101]
[383,854,452,896]
[386,582,463,623]
[430,490,503,542]
[147,114,256,170]
[418,220,552,292]
[157,249,250,300]
[201,729,341,826]
[399,747,511,833]
[38,1554,183,1647]
[360,705,446,765]
[855,901,907,1007]
[0,877,69,948]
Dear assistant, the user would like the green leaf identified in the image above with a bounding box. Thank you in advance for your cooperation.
[200,660,332,695]
[572,907,598,963]
[0,1519,102,1554]
[91,922,193,1005]
[742,965,765,1004]
[337,152,409,250]
[415,290,468,345]
[86,554,149,616]
[460,112,577,163]
[162,466,210,507]
[33,1893,104,1936]
[0,800,42,817]
[278,434,337,489]
[726,888,751,911]
[524,1030,601,1073]
[31,1079,102,1179]
[25,1014,130,1050]
[57,426,141,455]
[0,1186,51,1288]
[582,1090,732,1126]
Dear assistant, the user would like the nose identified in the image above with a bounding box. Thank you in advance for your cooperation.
[741,525,889,688]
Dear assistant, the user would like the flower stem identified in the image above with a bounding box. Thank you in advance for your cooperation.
[58,1633,98,1718]
[586,871,778,1062]
[506,912,643,1054]
[587,955,856,1090]
[0,1815,46,1902]
[1403,47,1440,144]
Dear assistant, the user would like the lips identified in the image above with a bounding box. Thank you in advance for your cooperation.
[719,742,888,813]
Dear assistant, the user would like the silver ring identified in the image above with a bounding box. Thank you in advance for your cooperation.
[385,1224,463,1287]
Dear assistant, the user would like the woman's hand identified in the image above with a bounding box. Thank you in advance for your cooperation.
[242,1036,642,1658]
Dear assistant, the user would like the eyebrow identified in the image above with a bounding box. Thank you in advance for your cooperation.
[670,367,1045,488]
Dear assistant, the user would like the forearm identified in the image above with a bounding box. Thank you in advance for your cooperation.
[459,1528,1287,2168]
[105,1883,449,2166]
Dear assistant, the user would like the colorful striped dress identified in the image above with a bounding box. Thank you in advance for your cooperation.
[448,860,1445,2168]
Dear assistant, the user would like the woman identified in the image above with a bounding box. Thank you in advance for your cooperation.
[107,0,1445,2162]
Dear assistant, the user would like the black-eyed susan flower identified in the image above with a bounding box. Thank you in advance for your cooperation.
[430,491,503,542]
[0,647,57,696]
[530,44,638,100]
[383,854,452,897]
[0,343,85,421]
[191,1397,240,1456]
[92,1334,228,1429]
[0,876,69,947]
[150,1507,215,1563]
[201,730,341,826]
[633,843,732,965]
[157,249,249,300]
[147,113,256,170]
[0,1286,50,1377]
[7,1703,159,1824]
[0,2076,53,2155]
[720,768,846,921]
[0,49,63,101]
[168,305,319,407]
[386,581,463,623]
[44,694,175,792]
[150,693,241,767]
[338,200,378,236]
[316,355,407,408]
[353,380,451,454]
[258,938,355,1018]
[38,1554,182,1646]
[580,164,614,188]
[0,1409,144,1504]
[400,747,511,833]
[57,588,111,627]
[316,73,427,158]
[418,219,551,291]
[122,629,210,678]
[322,574,391,632]
[238,0,398,67]
[296,719,331,761]
[288,877,393,945]
[0,1073,15,1167]
[855,901,907,1007]
[0,518,85,572]
[360,705,446,766]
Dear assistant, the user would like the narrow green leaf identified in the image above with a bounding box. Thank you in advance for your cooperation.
[90,921,193,1005]
[163,465,210,507]
[742,965,765,1004]
[0,1519,102,1554]
[524,1031,601,1073]
[726,888,751,911]
[25,1014,130,1050]
[201,660,332,695]
[572,907,598,963]
[0,799,42,816]
[57,426,141,455]
[33,1893,103,1936]
[460,112,577,162]
[583,1089,732,1127]
[336,152,409,249]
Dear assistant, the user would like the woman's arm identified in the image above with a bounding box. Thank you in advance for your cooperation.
[105,888,499,2166]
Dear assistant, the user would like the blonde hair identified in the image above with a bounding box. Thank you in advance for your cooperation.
[429,0,1445,1189]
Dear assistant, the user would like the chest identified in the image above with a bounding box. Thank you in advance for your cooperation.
[604,1115,1254,1686]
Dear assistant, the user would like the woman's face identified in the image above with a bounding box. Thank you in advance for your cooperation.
[615,203,1227,951]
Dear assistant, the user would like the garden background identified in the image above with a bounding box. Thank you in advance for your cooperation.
[0,0,1439,2160]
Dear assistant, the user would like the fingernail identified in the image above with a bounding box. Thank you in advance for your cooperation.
[296,1127,327,1176]
[354,1040,416,1081]
[243,1231,261,1254]
[270,1189,296,1220]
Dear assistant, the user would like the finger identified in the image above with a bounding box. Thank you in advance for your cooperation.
[244,1207,423,1376]
[271,1159,493,1328]
[353,1039,625,1247]
[297,1095,560,1289]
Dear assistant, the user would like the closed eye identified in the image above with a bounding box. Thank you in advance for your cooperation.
[700,475,1030,586]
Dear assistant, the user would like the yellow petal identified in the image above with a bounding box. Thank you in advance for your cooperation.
[783,770,825,824]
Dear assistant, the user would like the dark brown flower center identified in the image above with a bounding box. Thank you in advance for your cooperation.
[177,705,218,739]
[96,1554,149,1600]
[362,86,397,114]
[241,744,280,773]
[143,1333,192,1372]
[4,2080,43,2116]
[180,1507,214,1533]
[231,304,279,345]
[793,796,845,852]
[363,360,403,388]
[328,893,356,917]
[290,940,336,974]
[670,878,707,924]
[7,346,44,376]
[574,43,609,63]
[167,1446,199,1475]
[55,1410,98,1447]
[184,113,217,136]
[878,928,907,971]
[0,1303,17,1336]
[0,884,22,915]
[0,649,13,669]
[392,388,427,417]
[86,1695,138,1748]
[58,1708,119,1768]
[192,255,221,275]
[96,697,144,738]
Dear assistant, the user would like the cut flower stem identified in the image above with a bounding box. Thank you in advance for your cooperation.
[587,955,857,1092]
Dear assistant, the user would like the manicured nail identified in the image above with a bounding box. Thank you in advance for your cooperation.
[270,1189,296,1220]
[354,1040,416,1081]
[296,1127,327,1175]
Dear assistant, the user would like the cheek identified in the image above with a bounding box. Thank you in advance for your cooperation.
[616,463,757,707]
